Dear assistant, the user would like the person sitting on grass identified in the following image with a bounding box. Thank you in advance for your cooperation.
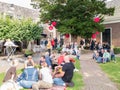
[24,55,35,68]
[95,52,103,63]
[103,49,110,63]
[92,50,98,60]
[0,60,19,90]
[17,62,39,89]
[57,51,68,65]
[50,52,58,69]
[45,52,52,69]
[3,60,19,82]
[110,48,116,62]
[53,55,75,87]
[32,62,53,90]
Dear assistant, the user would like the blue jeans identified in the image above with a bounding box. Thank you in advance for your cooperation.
[103,58,110,63]
[97,56,102,63]
[93,54,97,60]
[111,54,115,60]
[18,80,36,89]
[76,55,80,60]
[53,78,65,86]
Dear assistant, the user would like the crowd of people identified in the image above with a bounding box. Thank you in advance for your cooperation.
[0,48,79,90]
[92,42,116,63]
[0,37,85,90]
[0,37,115,90]
[40,37,81,60]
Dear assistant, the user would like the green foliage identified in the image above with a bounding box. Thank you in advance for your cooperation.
[34,64,41,69]
[56,47,62,53]
[0,72,5,85]
[0,15,42,41]
[32,0,114,38]
[99,57,120,89]
[24,49,33,57]
[114,47,120,54]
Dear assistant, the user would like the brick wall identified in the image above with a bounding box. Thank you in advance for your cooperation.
[105,22,120,47]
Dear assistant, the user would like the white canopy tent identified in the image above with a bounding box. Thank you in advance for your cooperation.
[4,39,18,61]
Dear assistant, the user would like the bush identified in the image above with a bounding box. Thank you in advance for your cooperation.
[24,49,33,57]
[114,47,120,54]
[34,64,41,69]
[56,47,62,53]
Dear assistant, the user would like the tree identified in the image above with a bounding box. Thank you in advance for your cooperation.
[32,0,114,38]
[0,15,42,41]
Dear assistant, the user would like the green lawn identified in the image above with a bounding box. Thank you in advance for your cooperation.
[99,57,120,90]
[67,59,84,90]
[0,59,84,90]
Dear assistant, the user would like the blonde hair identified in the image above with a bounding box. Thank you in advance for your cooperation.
[10,60,19,66]
[27,56,32,59]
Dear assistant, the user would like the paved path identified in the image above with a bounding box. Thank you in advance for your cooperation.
[0,53,41,73]
[80,53,118,90]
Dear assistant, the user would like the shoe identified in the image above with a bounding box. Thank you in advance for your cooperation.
[74,68,79,72]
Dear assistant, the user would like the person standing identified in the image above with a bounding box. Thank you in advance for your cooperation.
[80,39,85,50]
[51,38,55,50]
[54,37,58,49]
[47,39,52,56]
[90,39,96,50]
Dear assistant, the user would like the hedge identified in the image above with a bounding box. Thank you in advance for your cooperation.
[114,47,120,54]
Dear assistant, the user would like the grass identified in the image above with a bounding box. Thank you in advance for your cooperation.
[67,59,84,90]
[0,59,84,90]
[99,57,120,90]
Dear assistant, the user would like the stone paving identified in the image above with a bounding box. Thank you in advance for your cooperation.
[0,53,41,73]
[80,53,118,90]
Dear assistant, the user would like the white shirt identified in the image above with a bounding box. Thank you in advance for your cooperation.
[40,67,53,84]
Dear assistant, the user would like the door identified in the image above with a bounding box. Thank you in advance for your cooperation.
[102,28,111,46]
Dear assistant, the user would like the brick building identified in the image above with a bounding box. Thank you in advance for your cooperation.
[101,0,120,47]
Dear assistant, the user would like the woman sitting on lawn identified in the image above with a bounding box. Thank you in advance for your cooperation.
[103,49,110,63]
[0,60,20,90]
[17,62,39,89]
[3,60,19,82]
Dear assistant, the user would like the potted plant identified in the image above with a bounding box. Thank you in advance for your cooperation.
[56,47,62,53]
[24,49,33,57]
